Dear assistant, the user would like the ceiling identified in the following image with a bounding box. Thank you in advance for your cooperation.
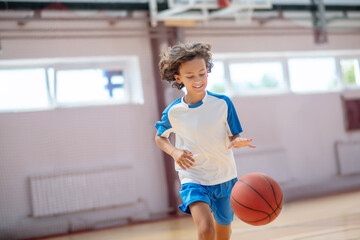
[0,0,359,11]
[0,0,359,44]
[0,0,359,29]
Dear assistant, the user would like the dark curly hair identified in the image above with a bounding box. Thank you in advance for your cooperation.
[159,42,214,90]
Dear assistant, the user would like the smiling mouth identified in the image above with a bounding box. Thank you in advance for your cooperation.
[194,84,204,89]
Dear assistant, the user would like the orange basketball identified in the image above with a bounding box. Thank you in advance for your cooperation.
[231,172,283,226]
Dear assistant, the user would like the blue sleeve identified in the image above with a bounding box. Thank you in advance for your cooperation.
[154,98,181,137]
[155,109,172,137]
[225,97,243,136]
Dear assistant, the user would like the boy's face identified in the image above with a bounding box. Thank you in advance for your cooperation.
[174,57,208,96]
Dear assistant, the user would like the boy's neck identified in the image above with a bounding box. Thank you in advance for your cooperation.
[184,91,206,105]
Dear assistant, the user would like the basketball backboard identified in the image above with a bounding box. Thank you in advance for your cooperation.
[149,0,272,26]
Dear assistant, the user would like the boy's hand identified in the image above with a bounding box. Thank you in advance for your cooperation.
[228,138,256,149]
[171,149,195,170]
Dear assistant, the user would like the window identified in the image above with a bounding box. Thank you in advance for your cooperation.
[288,57,338,93]
[214,50,360,96]
[0,68,49,111]
[207,61,226,94]
[0,57,143,112]
[340,59,360,88]
[56,69,126,104]
[229,61,285,94]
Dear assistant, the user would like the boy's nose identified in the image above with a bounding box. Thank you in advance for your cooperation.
[194,76,202,82]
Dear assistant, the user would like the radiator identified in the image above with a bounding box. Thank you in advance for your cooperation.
[336,141,360,176]
[29,166,137,217]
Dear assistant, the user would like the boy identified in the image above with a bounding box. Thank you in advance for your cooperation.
[155,42,255,240]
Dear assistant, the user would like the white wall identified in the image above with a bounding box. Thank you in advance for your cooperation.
[0,17,360,239]
[0,20,168,239]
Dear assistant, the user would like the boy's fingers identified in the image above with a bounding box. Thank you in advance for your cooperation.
[179,163,186,170]
[240,138,252,142]
[184,150,193,155]
[179,159,193,169]
[183,162,191,169]
[185,157,194,165]
[184,151,196,162]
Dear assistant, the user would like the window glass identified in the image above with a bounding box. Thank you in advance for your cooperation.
[288,57,338,92]
[207,61,226,94]
[229,62,285,93]
[47,68,55,100]
[0,68,49,111]
[340,59,360,87]
[56,69,126,104]
[0,57,142,112]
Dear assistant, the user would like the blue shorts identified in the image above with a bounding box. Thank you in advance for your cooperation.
[179,178,237,226]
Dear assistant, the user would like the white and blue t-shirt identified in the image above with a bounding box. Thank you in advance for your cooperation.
[155,91,242,186]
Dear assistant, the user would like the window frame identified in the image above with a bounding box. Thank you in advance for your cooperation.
[52,61,130,108]
[213,50,360,97]
[0,56,143,113]
[287,56,340,94]
[336,55,360,90]
[225,58,289,96]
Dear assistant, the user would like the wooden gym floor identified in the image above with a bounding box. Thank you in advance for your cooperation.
[42,190,360,240]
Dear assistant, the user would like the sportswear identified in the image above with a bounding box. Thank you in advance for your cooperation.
[179,178,238,225]
[155,91,243,186]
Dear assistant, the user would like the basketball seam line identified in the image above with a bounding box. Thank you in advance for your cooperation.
[263,175,277,203]
[232,194,282,224]
[239,179,276,215]
[241,205,282,224]
[262,175,281,217]
[231,195,272,224]
[231,195,270,217]
[242,208,280,224]
[263,175,283,211]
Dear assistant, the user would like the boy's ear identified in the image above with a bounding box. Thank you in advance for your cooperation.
[174,74,182,84]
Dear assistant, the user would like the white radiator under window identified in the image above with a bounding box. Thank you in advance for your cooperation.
[29,166,137,217]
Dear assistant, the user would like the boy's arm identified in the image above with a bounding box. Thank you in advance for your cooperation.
[155,133,195,170]
[228,134,256,149]
[154,134,177,157]
[229,134,240,143]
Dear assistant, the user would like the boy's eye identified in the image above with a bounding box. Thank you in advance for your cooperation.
[200,73,206,77]
[186,76,194,79]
